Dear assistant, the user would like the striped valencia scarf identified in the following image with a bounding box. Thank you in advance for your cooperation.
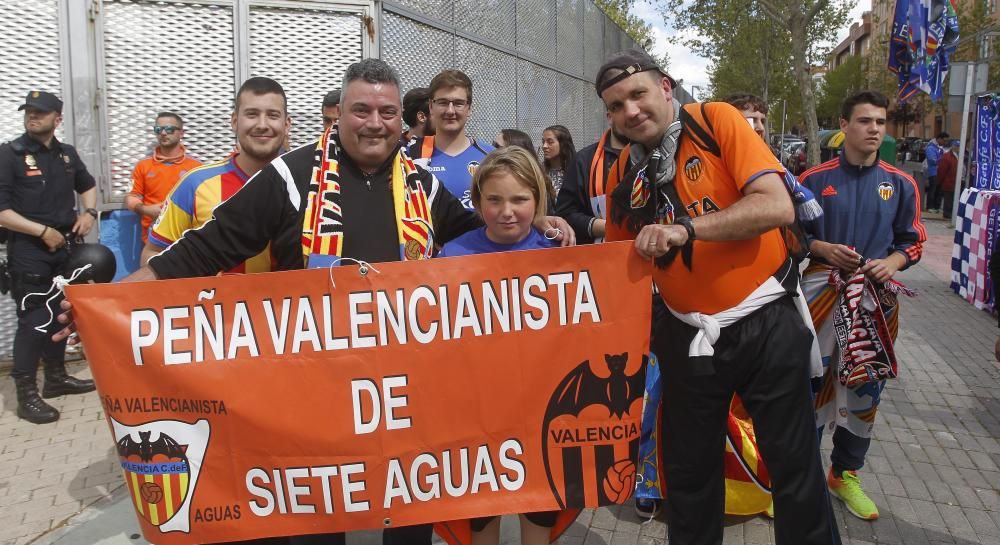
[301,127,435,268]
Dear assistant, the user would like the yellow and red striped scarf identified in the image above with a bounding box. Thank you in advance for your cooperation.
[301,127,435,268]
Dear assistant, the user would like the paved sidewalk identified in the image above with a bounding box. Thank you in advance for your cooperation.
[2,218,999,544]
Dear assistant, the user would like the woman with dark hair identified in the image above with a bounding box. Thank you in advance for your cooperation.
[495,129,556,212]
[494,129,537,157]
[541,125,576,196]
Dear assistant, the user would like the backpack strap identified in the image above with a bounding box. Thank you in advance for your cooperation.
[679,103,720,158]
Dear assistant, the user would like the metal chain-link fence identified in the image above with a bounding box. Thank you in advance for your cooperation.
[382,0,640,151]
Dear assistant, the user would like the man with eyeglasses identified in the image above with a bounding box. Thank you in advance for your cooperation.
[0,90,99,424]
[124,112,201,246]
[408,69,493,209]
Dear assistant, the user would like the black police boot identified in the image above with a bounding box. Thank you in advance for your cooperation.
[14,375,60,424]
[41,361,96,398]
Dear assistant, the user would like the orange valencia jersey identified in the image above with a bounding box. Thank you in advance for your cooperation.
[128,146,202,242]
[605,102,788,315]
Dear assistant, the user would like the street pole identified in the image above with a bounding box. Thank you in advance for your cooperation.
[780,99,787,149]
[951,64,976,225]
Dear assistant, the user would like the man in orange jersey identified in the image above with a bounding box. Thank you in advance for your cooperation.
[799,90,925,522]
[598,49,839,545]
[141,77,290,268]
[125,111,201,245]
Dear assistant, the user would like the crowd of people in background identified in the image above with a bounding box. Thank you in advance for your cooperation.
[3,41,931,545]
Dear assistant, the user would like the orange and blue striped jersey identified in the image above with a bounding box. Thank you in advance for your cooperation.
[149,154,272,273]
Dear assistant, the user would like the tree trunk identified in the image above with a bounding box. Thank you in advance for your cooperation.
[788,11,821,167]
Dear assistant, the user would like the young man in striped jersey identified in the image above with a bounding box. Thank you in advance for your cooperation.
[142,77,291,269]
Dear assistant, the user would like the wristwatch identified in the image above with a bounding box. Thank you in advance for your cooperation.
[676,216,696,242]
[84,208,98,218]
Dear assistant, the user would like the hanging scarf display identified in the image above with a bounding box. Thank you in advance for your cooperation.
[301,127,435,268]
[975,94,1000,190]
[829,267,914,387]
[888,0,960,102]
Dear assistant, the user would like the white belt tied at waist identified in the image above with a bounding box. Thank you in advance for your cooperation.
[667,277,787,357]
[666,277,823,375]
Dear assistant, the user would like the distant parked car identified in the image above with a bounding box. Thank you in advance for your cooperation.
[898,137,927,163]
[770,133,803,149]
[783,141,807,175]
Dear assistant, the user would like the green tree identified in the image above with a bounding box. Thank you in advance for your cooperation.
[817,55,864,126]
[954,0,1000,92]
[596,0,655,49]
[665,0,851,166]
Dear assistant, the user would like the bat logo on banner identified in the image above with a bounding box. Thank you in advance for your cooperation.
[113,418,210,533]
[541,352,644,509]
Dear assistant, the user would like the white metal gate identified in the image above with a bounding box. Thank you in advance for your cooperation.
[98,0,375,202]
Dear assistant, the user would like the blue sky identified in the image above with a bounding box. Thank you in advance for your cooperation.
[634,1,870,101]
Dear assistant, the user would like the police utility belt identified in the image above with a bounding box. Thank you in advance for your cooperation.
[0,265,52,294]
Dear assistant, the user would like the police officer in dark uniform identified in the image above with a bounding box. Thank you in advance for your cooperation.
[0,90,98,424]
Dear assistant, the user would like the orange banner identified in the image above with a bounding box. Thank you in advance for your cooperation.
[67,242,652,544]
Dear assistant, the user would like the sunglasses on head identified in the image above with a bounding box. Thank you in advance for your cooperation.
[153,125,180,134]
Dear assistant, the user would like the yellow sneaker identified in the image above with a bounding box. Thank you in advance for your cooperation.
[828,468,879,520]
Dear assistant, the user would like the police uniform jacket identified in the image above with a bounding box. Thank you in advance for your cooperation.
[0,133,96,231]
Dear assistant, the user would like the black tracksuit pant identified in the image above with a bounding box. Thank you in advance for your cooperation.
[652,296,840,545]
[8,233,69,379]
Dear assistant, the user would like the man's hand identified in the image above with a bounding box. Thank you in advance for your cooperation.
[72,213,95,237]
[53,265,160,343]
[635,224,688,259]
[811,240,862,272]
[40,226,66,252]
[861,256,902,284]
[53,299,79,344]
[536,216,576,247]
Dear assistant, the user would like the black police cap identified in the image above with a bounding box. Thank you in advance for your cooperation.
[18,91,63,114]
